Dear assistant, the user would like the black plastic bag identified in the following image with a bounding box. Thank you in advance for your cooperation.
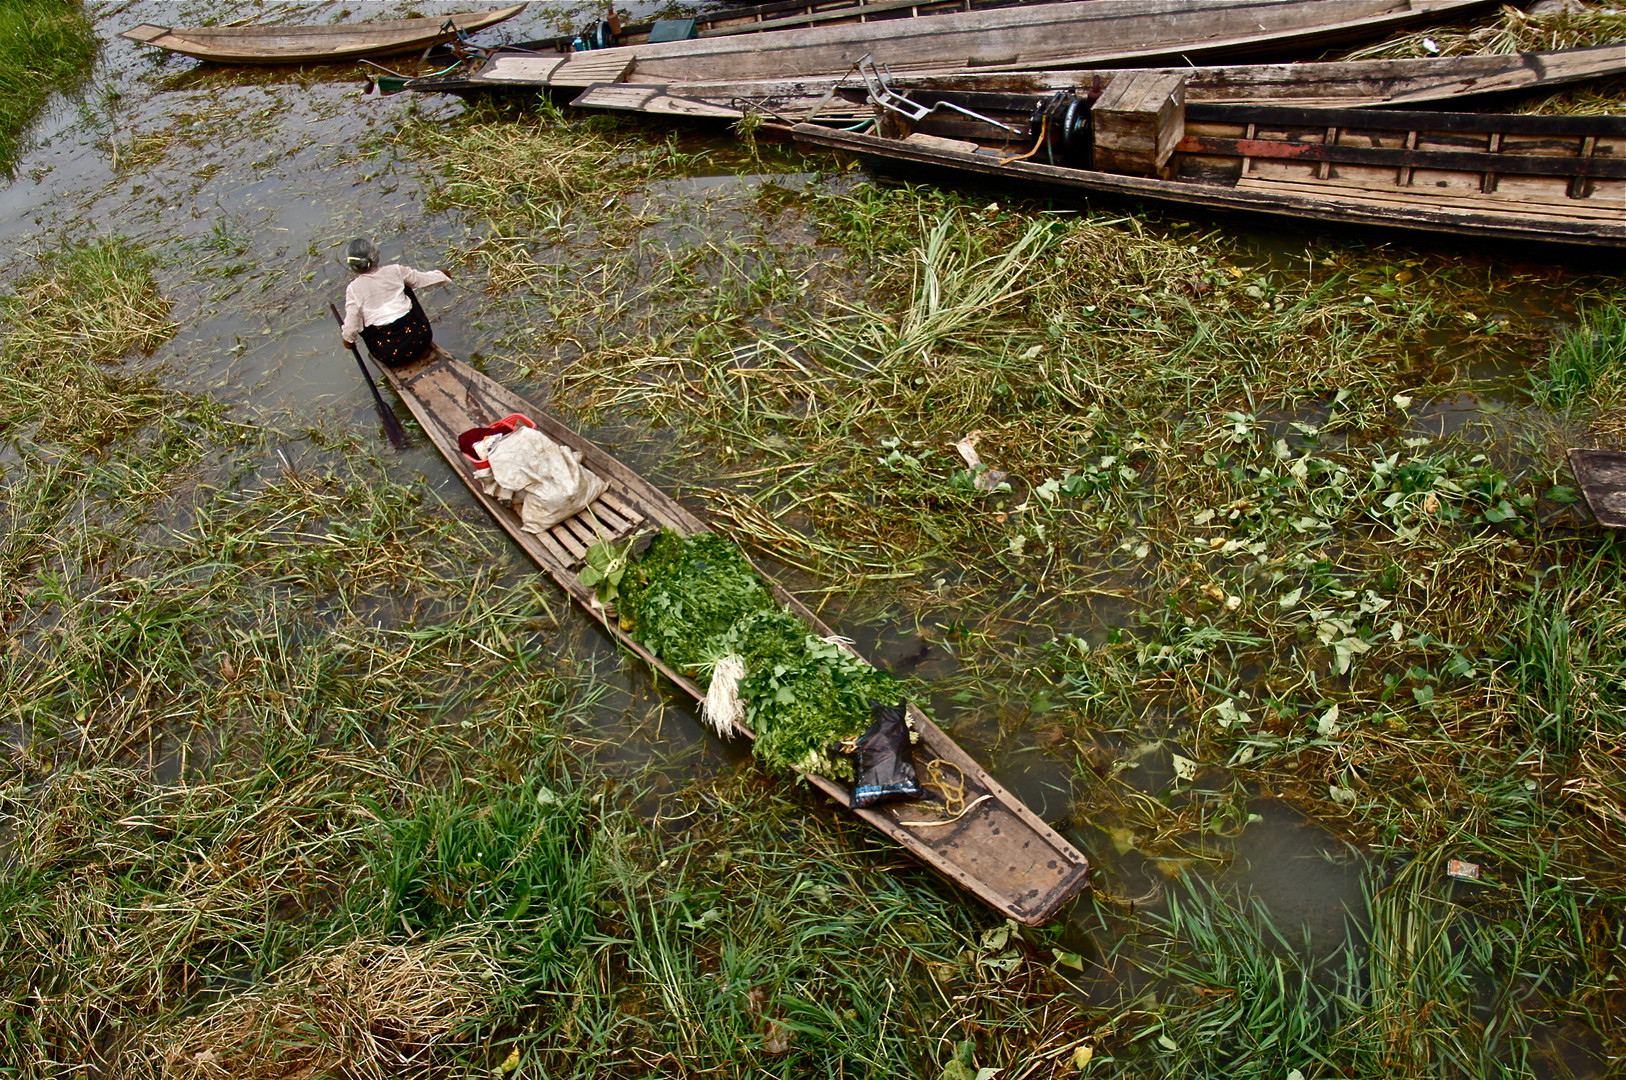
[850,699,920,809]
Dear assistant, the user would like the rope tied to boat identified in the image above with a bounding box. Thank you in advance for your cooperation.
[894,759,992,827]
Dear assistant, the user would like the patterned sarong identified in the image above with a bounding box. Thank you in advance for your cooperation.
[361,291,433,367]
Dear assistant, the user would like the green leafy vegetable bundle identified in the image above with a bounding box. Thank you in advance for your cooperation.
[588,531,901,778]
[616,532,775,671]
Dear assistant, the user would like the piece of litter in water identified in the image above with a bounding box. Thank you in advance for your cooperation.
[1446,858,1481,881]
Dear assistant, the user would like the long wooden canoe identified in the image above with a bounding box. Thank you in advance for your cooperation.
[477,0,1070,55]
[374,346,1092,925]
[566,44,1626,122]
[118,5,527,64]
[789,87,1626,249]
[404,0,1497,92]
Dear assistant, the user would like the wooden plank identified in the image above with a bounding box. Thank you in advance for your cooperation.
[599,490,646,525]
[1176,134,1626,182]
[571,84,751,118]
[548,52,638,87]
[584,499,631,533]
[475,54,569,83]
[531,524,579,568]
[560,513,606,549]
[1092,69,1186,176]
[904,132,984,154]
[1234,175,1626,220]
[1187,101,1626,138]
[568,84,661,110]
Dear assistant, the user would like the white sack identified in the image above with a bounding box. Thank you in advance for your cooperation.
[483,425,608,533]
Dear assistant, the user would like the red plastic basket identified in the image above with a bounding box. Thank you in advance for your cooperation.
[457,413,536,470]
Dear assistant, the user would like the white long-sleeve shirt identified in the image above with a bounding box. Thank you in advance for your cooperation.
[341,264,450,344]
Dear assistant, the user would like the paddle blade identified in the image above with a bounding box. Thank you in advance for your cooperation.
[331,302,408,449]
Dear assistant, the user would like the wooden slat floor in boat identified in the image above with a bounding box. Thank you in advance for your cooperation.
[1235,174,1626,222]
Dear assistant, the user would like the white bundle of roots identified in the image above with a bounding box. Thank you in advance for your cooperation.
[702,654,748,738]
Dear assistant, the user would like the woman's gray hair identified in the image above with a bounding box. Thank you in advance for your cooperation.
[345,237,380,272]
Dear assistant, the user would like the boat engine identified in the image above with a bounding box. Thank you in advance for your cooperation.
[1030,90,1092,168]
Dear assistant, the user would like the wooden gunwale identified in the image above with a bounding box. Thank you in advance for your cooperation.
[787,122,1626,248]
[117,4,526,64]
[376,346,1092,925]
[1185,102,1626,138]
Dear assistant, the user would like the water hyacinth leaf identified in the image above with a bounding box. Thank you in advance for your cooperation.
[1052,949,1085,971]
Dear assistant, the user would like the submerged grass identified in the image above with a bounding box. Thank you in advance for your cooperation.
[0,0,96,171]
[0,238,178,446]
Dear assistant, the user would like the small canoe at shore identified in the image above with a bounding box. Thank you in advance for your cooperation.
[789,79,1626,250]
[118,5,527,65]
[373,345,1092,925]
[563,44,1626,121]
[402,0,1497,91]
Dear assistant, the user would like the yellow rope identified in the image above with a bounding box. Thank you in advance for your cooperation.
[998,114,1048,166]
[894,759,991,828]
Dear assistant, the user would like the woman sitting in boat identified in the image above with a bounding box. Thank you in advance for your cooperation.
[339,238,450,367]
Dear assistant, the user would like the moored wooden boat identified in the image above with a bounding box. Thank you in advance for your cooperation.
[565,43,1626,122]
[374,345,1092,925]
[403,0,1497,92]
[789,81,1626,249]
[118,4,527,64]
[471,0,1068,55]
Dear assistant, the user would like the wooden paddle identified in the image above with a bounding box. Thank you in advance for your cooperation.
[330,302,407,449]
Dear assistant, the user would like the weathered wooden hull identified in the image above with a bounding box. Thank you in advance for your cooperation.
[118,5,527,64]
[494,0,1068,54]
[407,0,1497,91]
[1569,449,1626,528]
[789,100,1626,249]
[376,346,1092,925]
[567,44,1626,121]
